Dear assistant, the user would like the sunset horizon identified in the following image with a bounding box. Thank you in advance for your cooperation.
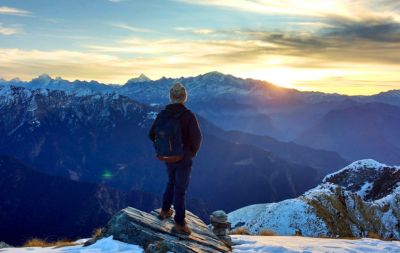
[1,70,399,96]
[1,0,400,95]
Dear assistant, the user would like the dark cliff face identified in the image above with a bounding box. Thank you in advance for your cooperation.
[0,155,161,246]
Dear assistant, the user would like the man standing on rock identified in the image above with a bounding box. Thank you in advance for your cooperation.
[149,83,202,235]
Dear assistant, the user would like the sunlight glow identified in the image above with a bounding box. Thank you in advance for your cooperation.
[1,1,400,95]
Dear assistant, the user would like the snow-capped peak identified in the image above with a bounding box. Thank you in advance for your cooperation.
[201,71,226,81]
[323,159,389,182]
[34,74,52,81]
[31,74,53,86]
[127,74,151,83]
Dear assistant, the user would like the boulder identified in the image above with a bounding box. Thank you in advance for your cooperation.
[94,207,231,253]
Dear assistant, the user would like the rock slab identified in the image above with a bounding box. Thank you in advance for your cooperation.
[97,207,231,253]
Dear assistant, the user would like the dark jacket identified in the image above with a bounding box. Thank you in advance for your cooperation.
[148,103,202,158]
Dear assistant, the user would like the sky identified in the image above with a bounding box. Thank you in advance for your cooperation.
[0,0,400,95]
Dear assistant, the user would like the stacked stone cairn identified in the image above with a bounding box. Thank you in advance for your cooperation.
[210,210,232,247]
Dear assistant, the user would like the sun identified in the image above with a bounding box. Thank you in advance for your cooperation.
[240,68,301,89]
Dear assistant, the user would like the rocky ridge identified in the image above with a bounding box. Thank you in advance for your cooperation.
[93,207,231,253]
[229,159,400,239]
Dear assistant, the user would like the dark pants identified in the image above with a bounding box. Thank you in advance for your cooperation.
[162,157,192,224]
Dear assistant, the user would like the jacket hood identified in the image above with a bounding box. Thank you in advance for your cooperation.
[165,103,188,116]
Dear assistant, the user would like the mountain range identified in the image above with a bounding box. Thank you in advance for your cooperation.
[1,72,399,164]
[0,85,340,214]
[296,102,400,164]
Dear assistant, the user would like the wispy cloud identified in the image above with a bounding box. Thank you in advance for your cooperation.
[110,22,154,33]
[0,23,22,35]
[175,27,216,35]
[177,0,400,22]
[0,6,30,16]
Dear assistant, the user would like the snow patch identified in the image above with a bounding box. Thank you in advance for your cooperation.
[232,235,400,253]
[357,181,373,198]
[233,158,254,166]
[146,111,158,120]
[1,236,144,253]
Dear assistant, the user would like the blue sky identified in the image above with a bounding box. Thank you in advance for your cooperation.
[1,0,289,50]
[1,0,400,94]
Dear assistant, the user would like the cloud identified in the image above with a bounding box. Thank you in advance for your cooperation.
[0,6,30,16]
[1,29,400,95]
[177,0,400,22]
[174,27,216,35]
[110,22,154,33]
[321,17,400,42]
[177,0,350,17]
[0,23,22,35]
[216,15,400,66]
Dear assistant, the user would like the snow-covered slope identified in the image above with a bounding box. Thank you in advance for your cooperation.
[2,236,400,253]
[229,159,400,239]
[228,199,328,237]
[1,237,143,253]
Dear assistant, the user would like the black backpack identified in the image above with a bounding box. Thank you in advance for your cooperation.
[153,109,187,163]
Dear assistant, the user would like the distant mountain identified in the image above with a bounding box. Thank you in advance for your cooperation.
[0,155,160,246]
[295,103,400,164]
[0,74,114,94]
[121,72,288,137]
[2,72,400,141]
[126,74,152,84]
[0,72,348,139]
[216,130,347,174]
[363,90,400,106]
[229,159,400,239]
[192,134,321,211]
[199,119,347,173]
[0,85,326,214]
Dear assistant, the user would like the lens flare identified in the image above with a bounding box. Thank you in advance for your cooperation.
[101,170,113,179]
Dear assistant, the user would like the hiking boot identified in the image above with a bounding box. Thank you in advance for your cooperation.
[158,208,174,220]
[172,222,192,236]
